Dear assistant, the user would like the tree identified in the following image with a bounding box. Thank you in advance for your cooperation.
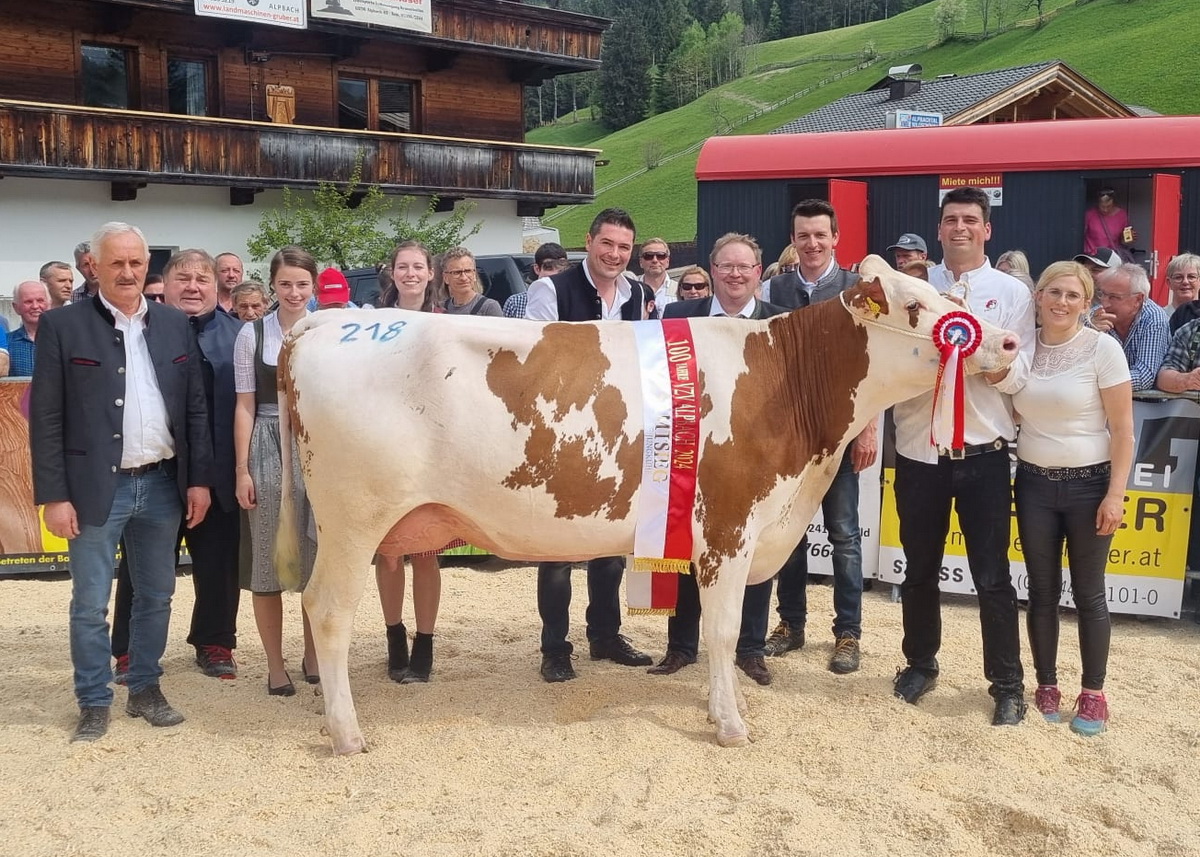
[595,13,653,129]
[248,155,481,269]
[932,0,966,41]
[765,0,783,39]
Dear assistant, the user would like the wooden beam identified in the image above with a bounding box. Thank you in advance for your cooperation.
[111,181,145,202]
[229,187,262,206]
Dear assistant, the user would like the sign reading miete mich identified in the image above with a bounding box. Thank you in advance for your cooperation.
[939,173,1003,206]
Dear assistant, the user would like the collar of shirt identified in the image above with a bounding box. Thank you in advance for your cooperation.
[98,289,148,326]
[797,257,838,290]
[711,296,756,318]
[934,258,994,290]
[190,307,218,333]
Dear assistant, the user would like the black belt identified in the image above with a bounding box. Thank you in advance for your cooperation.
[1018,460,1111,481]
[118,459,166,476]
[937,438,1007,460]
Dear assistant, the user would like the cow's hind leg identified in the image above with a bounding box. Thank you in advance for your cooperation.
[699,559,752,747]
[302,535,376,755]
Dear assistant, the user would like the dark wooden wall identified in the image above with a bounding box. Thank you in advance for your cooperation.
[0,0,528,142]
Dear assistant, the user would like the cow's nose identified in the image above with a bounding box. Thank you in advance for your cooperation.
[1001,334,1019,353]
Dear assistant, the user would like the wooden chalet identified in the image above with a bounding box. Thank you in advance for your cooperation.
[0,0,609,287]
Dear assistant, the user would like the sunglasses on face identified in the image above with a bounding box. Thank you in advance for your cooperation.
[642,251,669,261]
[145,293,165,302]
[679,281,708,292]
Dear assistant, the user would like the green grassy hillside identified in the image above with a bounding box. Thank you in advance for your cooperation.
[528,0,1196,246]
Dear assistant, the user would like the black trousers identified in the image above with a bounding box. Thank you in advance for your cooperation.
[1014,468,1112,690]
[537,557,625,656]
[894,450,1024,697]
[112,504,241,656]
[665,568,772,659]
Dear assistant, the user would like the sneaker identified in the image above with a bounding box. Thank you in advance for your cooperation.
[195,646,237,680]
[764,621,805,657]
[892,666,937,704]
[1034,685,1062,722]
[1070,691,1109,737]
[113,654,130,686]
[828,634,861,674]
[540,653,577,683]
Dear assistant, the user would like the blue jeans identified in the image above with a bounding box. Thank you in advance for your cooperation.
[775,451,863,638]
[68,467,183,707]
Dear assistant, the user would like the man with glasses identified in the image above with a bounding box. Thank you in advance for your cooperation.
[1090,263,1168,392]
[649,233,786,685]
[1163,254,1200,332]
[504,243,570,319]
[637,238,675,309]
[143,274,166,303]
[757,199,875,677]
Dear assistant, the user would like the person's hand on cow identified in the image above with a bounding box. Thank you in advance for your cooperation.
[850,421,878,473]
[43,500,79,540]
[186,486,212,529]
[236,469,256,510]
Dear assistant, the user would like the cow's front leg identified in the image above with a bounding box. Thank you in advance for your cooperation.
[699,559,752,747]
[302,539,374,755]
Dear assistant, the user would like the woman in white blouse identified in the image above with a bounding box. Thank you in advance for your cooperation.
[1010,260,1134,736]
[233,246,318,696]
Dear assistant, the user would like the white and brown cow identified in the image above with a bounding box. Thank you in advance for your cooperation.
[274,255,1018,754]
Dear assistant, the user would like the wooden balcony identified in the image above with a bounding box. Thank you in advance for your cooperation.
[0,100,597,209]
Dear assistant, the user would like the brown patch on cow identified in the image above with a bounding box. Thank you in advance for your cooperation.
[693,301,870,585]
[487,323,636,521]
[846,277,893,320]
[277,327,309,448]
[697,369,713,419]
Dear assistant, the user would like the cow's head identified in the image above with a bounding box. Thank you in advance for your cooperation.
[844,255,1019,383]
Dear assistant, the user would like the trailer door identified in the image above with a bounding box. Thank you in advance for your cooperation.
[1149,173,1182,304]
[829,180,869,268]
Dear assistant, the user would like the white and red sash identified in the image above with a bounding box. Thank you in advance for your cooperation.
[929,310,983,452]
[627,319,700,614]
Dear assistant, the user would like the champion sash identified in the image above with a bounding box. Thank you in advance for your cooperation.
[627,319,700,615]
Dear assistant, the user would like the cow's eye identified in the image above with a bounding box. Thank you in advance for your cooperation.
[905,300,920,312]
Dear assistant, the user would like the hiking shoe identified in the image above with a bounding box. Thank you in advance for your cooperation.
[764,621,805,657]
[1070,691,1109,737]
[195,645,237,680]
[828,634,861,674]
[1035,685,1062,722]
[126,685,185,728]
[992,694,1027,726]
[113,654,130,686]
[892,666,937,704]
[71,706,110,743]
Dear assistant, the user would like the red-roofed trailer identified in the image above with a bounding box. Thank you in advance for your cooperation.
[696,116,1200,304]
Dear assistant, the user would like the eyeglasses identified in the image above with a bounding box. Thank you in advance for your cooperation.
[1169,273,1200,284]
[679,281,708,292]
[445,268,476,278]
[145,293,165,302]
[641,251,669,261]
[713,263,758,276]
[1041,287,1086,304]
[1096,290,1134,302]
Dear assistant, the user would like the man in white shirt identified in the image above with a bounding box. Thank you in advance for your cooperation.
[638,237,675,309]
[891,186,1036,726]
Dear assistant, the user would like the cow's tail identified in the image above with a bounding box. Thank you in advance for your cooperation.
[273,351,304,593]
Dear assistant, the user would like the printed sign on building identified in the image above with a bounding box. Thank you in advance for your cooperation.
[195,0,307,30]
[310,0,432,34]
[875,398,1200,619]
[939,173,1003,207]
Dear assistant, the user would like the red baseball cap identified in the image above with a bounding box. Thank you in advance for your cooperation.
[316,268,351,306]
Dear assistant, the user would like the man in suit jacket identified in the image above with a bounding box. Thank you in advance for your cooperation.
[524,207,656,683]
[111,249,243,683]
[31,222,213,743]
[650,232,788,687]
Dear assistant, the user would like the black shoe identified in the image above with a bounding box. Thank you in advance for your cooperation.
[764,621,805,657]
[735,655,772,686]
[126,685,185,727]
[386,622,409,682]
[268,675,296,697]
[540,653,577,683]
[646,651,696,675]
[400,632,433,684]
[893,666,937,704]
[71,706,110,743]
[589,635,653,666]
[992,694,1027,726]
[302,657,320,685]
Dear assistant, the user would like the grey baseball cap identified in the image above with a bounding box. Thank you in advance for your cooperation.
[887,233,928,253]
[1073,247,1122,270]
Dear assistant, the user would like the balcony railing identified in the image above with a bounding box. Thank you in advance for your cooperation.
[0,100,597,206]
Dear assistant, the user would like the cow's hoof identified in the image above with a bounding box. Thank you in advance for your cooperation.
[716,730,750,748]
[329,733,367,756]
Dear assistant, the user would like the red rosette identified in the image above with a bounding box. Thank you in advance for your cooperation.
[931,311,982,357]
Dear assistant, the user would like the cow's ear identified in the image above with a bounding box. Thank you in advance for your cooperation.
[847,277,888,316]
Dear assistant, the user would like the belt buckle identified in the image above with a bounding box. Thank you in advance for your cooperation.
[948,446,966,461]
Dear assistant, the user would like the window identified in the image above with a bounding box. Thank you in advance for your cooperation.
[337,75,417,133]
[82,44,134,109]
[168,57,211,117]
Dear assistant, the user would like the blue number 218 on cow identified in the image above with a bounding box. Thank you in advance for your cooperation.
[340,320,408,344]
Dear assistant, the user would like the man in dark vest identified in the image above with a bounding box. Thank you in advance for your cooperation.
[757,199,876,676]
[524,207,655,682]
[31,222,213,742]
[112,249,243,682]
[648,232,787,686]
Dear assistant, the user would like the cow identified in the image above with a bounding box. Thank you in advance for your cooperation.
[274,255,1019,755]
